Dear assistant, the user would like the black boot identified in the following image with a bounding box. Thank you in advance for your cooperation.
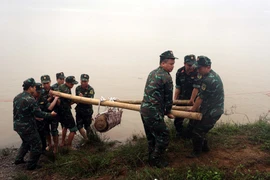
[186,151,201,158]
[149,156,169,168]
[14,159,26,165]
[202,139,210,152]
[186,138,203,158]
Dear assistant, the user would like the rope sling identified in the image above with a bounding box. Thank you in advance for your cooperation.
[94,97,123,132]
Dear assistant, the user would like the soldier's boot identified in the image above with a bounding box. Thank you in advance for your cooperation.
[174,118,184,138]
[14,146,28,165]
[186,138,203,158]
[14,159,26,165]
[147,145,154,162]
[149,150,169,168]
[149,156,169,168]
[202,139,210,152]
[27,152,41,170]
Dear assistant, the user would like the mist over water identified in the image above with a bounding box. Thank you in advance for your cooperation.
[0,0,270,148]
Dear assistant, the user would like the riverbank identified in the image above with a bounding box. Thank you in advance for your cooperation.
[1,115,270,180]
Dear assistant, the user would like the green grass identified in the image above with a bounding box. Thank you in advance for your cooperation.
[13,173,32,180]
[1,147,11,156]
[34,116,270,179]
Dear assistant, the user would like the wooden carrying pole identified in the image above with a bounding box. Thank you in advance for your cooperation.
[51,91,202,120]
[116,99,190,105]
[134,105,192,111]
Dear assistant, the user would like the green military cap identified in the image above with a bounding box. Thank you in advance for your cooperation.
[56,72,65,79]
[197,56,212,67]
[160,50,178,60]
[35,82,42,93]
[80,74,89,81]
[184,54,196,65]
[66,76,78,85]
[22,78,36,87]
[41,75,51,83]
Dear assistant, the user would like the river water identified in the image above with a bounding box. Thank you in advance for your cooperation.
[0,0,270,148]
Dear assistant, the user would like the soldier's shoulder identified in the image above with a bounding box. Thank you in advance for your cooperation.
[76,85,82,90]
[88,85,94,90]
[176,67,185,75]
[88,86,95,94]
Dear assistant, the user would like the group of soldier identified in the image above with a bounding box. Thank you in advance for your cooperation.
[140,50,224,168]
[13,50,224,170]
[13,72,95,170]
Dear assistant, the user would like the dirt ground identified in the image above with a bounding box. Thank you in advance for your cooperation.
[1,135,270,179]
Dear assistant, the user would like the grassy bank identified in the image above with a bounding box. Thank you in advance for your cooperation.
[10,114,270,180]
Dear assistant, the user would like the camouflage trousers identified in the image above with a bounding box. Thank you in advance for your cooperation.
[174,117,195,138]
[15,129,42,169]
[45,116,59,136]
[191,114,222,152]
[59,110,77,132]
[76,111,92,131]
[140,115,169,159]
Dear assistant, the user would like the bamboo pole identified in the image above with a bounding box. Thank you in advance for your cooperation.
[116,99,190,105]
[51,91,202,120]
[172,106,193,111]
[133,104,192,111]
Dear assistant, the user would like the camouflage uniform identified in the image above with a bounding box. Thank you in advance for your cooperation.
[140,50,177,167]
[189,56,224,157]
[40,88,59,137]
[58,83,77,132]
[174,55,201,138]
[51,83,60,91]
[13,78,52,170]
[51,72,65,91]
[75,75,95,134]
[35,83,49,152]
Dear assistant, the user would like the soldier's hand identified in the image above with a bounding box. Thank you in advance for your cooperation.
[35,117,44,121]
[188,99,195,105]
[79,93,83,97]
[189,106,197,112]
[167,113,175,119]
[51,111,57,116]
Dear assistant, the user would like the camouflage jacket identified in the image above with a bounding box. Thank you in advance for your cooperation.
[13,91,51,133]
[140,67,173,118]
[58,84,72,112]
[198,69,224,117]
[51,83,60,91]
[39,89,50,112]
[36,92,50,112]
[175,66,201,99]
[75,84,95,113]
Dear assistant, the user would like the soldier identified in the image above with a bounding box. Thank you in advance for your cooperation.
[75,74,95,140]
[40,75,60,153]
[174,55,200,138]
[33,82,47,153]
[187,56,224,158]
[51,72,65,91]
[13,78,56,170]
[51,72,66,144]
[140,50,177,168]
[58,76,78,149]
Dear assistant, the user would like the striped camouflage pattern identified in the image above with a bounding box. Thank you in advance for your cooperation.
[140,67,173,117]
[198,69,224,117]
[140,66,173,162]
[13,91,51,169]
[13,91,51,133]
